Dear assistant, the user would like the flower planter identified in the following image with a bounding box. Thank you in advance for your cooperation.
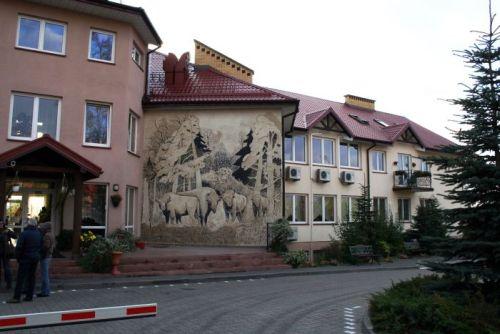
[111,251,123,275]
[135,241,146,250]
[110,194,122,208]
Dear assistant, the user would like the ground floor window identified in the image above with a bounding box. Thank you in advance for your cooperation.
[285,194,307,223]
[373,197,387,220]
[398,198,411,222]
[341,196,360,222]
[125,186,136,233]
[313,195,335,223]
[82,183,108,236]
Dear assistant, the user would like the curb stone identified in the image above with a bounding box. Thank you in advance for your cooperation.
[50,264,419,290]
[361,310,375,334]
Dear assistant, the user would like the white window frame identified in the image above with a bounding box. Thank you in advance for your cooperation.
[8,93,61,141]
[285,135,307,164]
[398,198,411,222]
[127,112,138,154]
[312,137,335,166]
[341,196,360,222]
[125,186,137,233]
[371,150,386,172]
[81,183,108,235]
[83,101,112,148]
[340,142,360,168]
[421,160,430,172]
[16,15,67,55]
[88,29,116,63]
[131,44,143,67]
[313,194,336,224]
[286,193,307,224]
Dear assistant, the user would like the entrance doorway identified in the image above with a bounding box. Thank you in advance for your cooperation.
[4,180,55,234]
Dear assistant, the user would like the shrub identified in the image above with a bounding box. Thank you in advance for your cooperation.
[408,197,446,253]
[370,276,500,334]
[314,240,342,266]
[56,229,73,251]
[284,250,308,268]
[270,219,292,253]
[79,236,113,273]
[80,230,97,253]
[108,229,135,253]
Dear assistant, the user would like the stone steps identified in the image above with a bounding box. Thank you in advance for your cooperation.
[9,251,290,279]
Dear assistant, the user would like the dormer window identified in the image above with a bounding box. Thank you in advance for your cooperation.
[374,119,389,127]
[348,114,369,125]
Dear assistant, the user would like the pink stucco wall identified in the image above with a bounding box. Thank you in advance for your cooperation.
[0,0,148,235]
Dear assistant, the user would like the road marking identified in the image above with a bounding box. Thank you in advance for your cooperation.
[224,281,229,283]
[419,266,430,270]
[139,286,144,289]
[154,285,159,288]
[123,286,128,289]
[344,331,356,334]
[352,306,361,309]
[71,289,76,292]
[169,284,174,287]
[89,289,94,291]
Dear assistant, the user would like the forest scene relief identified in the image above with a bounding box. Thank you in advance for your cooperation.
[141,111,283,245]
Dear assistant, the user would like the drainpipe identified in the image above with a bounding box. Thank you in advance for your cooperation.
[366,142,377,198]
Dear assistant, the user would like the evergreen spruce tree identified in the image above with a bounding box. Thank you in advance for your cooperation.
[429,1,500,286]
[409,198,446,253]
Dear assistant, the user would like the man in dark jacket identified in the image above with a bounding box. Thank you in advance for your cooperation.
[7,219,42,303]
[0,220,17,290]
[37,222,54,297]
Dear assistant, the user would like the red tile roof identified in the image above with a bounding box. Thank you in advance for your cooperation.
[0,135,103,180]
[269,89,454,150]
[146,52,297,104]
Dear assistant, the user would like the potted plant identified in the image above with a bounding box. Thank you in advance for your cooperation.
[110,194,122,208]
[135,239,146,250]
[394,170,407,176]
[110,239,126,275]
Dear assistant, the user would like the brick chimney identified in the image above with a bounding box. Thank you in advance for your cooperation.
[163,52,190,87]
[194,40,254,83]
[345,94,376,111]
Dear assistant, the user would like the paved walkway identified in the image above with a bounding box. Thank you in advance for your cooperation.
[45,257,429,290]
[0,267,429,333]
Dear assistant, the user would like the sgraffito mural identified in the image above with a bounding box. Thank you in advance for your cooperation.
[141,110,282,246]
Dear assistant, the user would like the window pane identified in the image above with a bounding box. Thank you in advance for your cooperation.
[312,138,322,164]
[284,137,292,161]
[349,145,359,167]
[324,139,333,165]
[285,194,293,222]
[294,136,305,162]
[398,199,403,221]
[378,152,385,171]
[128,114,137,152]
[341,197,349,222]
[11,95,34,138]
[313,195,322,222]
[37,98,58,138]
[43,22,64,53]
[295,195,306,222]
[18,18,40,49]
[404,199,410,221]
[340,143,348,166]
[90,31,114,61]
[126,188,135,228]
[324,196,335,222]
[82,184,107,227]
[371,152,378,170]
[85,104,109,145]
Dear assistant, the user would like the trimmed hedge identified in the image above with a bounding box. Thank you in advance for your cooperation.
[370,276,500,334]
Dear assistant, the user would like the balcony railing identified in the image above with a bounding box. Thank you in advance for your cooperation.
[393,170,433,192]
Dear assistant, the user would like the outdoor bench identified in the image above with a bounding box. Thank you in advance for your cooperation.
[349,245,377,263]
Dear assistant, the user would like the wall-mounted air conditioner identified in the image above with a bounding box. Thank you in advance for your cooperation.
[288,227,298,241]
[287,166,301,181]
[317,169,331,183]
[340,171,355,184]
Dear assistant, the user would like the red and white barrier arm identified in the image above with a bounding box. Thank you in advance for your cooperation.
[0,303,157,331]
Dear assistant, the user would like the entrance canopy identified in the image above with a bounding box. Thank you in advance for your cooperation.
[0,134,103,256]
[0,134,102,180]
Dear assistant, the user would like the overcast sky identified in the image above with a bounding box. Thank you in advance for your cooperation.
[120,0,498,141]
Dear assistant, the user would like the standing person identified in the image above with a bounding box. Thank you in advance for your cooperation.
[0,220,17,290]
[7,219,42,303]
[37,222,54,297]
